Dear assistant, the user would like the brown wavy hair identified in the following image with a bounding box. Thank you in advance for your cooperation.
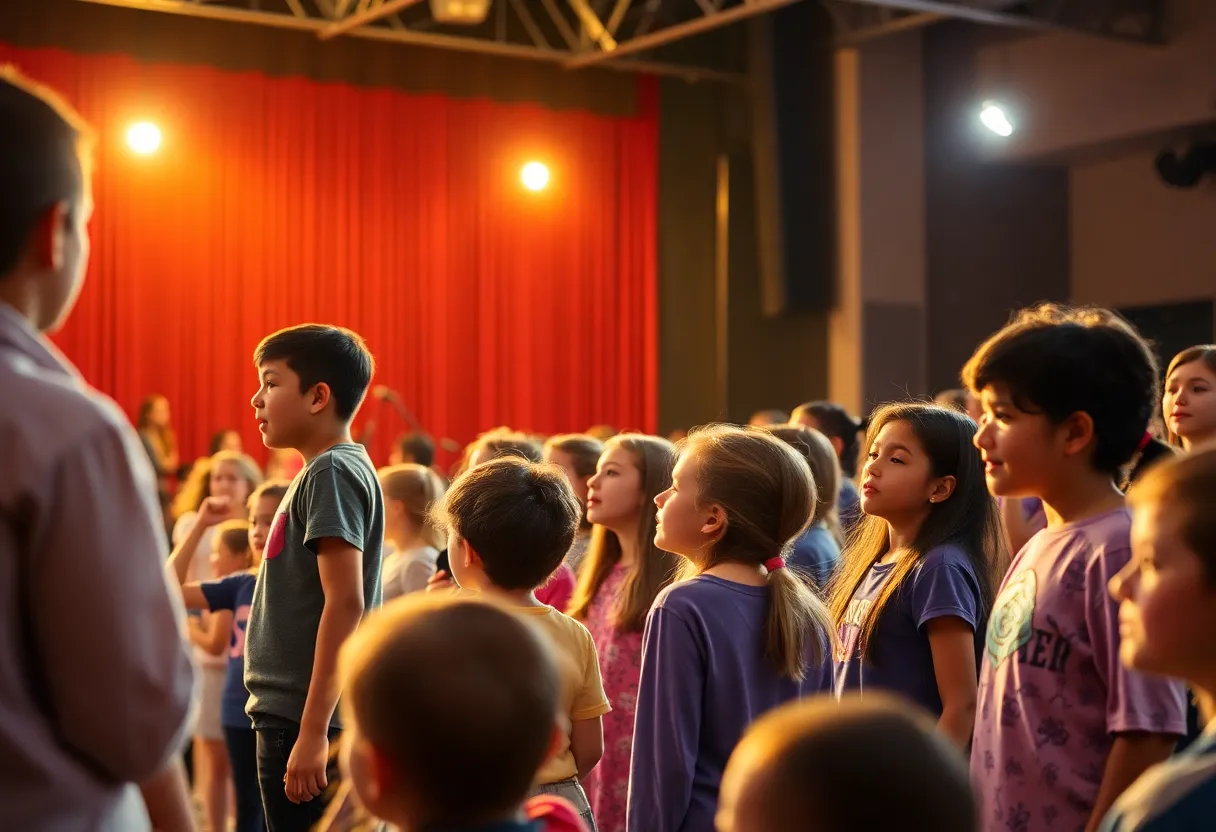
[567,434,677,632]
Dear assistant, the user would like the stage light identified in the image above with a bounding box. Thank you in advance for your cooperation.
[979,102,1014,137]
[521,161,550,192]
[127,122,162,155]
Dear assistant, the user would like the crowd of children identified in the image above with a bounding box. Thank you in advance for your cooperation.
[9,67,1216,832]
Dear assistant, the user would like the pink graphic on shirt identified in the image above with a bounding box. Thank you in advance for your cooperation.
[265,512,287,560]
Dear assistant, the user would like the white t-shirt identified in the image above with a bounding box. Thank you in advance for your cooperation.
[381,545,439,602]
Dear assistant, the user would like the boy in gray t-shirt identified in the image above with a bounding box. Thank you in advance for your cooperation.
[246,324,384,832]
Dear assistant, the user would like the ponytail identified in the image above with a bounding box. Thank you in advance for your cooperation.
[766,563,833,681]
[680,425,835,681]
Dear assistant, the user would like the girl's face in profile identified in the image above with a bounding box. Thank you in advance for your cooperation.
[1164,360,1216,448]
[586,445,643,531]
[653,452,717,560]
[249,494,280,558]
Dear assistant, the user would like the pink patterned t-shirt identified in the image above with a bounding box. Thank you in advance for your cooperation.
[971,508,1187,832]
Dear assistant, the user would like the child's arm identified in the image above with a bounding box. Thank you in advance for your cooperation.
[570,716,604,780]
[627,606,702,832]
[286,537,366,805]
[1086,732,1178,832]
[188,609,234,657]
[925,616,979,749]
[166,496,230,610]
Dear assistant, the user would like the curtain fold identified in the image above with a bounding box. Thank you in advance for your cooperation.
[2,45,658,467]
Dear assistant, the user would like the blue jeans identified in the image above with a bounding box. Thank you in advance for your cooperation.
[255,723,342,832]
[225,727,265,832]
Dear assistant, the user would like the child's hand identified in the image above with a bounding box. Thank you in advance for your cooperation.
[197,496,231,528]
[426,570,455,593]
[285,727,328,804]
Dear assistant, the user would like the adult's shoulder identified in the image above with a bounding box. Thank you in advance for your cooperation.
[0,360,153,502]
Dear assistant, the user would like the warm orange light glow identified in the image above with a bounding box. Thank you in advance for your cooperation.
[521,161,550,191]
[127,122,162,155]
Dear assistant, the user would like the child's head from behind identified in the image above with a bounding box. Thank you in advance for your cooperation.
[656,425,831,679]
[211,519,254,576]
[569,434,677,631]
[1111,447,1216,687]
[379,463,446,549]
[0,68,92,333]
[964,303,1158,498]
[1163,345,1216,450]
[390,432,436,468]
[433,456,580,594]
[717,693,976,832]
[340,594,561,831]
[465,429,544,472]
[830,403,1001,660]
[247,480,289,559]
[251,324,375,449]
[765,426,841,530]
[790,401,863,478]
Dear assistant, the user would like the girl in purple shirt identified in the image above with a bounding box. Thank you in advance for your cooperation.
[626,426,833,832]
[827,402,1003,749]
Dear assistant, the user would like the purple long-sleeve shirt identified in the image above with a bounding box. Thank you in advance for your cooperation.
[626,575,829,832]
[0,305,195,830]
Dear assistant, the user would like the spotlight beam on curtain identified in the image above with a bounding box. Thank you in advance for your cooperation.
[2,45,659,467]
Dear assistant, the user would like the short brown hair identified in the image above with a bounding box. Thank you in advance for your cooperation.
[247,480,290,511]
[1127,446,1216,583]
[725,693,976,832]
[341,594,560,823]
[433,457,580,591]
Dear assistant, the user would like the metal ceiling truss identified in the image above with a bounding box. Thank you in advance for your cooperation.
[71,0,1166,83]
[827,0,1166,47]
[73,0,769,83]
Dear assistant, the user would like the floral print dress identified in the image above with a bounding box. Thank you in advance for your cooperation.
[581,563,643,832]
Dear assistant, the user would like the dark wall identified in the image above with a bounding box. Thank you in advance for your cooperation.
[923,22,1070,392]
[656,75,828,433]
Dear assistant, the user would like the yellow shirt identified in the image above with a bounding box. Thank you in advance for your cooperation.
[514,605,612,784]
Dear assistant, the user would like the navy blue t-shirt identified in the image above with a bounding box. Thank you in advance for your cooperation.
[201,571,258,729]
[833,545,984,717]
[788,522,841,591]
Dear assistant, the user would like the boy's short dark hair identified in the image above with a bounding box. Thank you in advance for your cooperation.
[963,303,1159,476]
[395,432,436,468]
[433,457,579,591]
[726,694,976,832]
[254,324,374,421]
[341,595,560,824]
[0,67,92,278]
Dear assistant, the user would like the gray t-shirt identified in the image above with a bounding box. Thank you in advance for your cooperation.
[244,443,384,729]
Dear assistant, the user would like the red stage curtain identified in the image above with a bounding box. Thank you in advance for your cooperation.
[0,45,658,468]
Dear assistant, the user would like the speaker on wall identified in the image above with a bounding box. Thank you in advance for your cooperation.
[749,1,837,317]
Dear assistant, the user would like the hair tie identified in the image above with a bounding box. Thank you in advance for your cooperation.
[764,557,785,573]
[1137,431,1153,453]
